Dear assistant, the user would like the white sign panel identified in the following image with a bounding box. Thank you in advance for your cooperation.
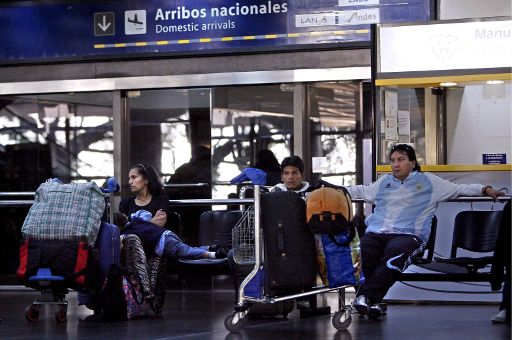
[379,20,512,73]
[339,0,380,6]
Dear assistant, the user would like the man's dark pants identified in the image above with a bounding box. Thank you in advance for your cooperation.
[357,232,424,304]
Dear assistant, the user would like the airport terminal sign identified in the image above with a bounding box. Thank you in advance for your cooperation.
[0,0,430,63]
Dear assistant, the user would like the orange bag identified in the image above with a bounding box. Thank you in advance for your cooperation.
[306,187,354,245]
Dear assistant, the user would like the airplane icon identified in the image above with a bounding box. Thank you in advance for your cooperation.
[125,10,146,35]
[128,13,143,25]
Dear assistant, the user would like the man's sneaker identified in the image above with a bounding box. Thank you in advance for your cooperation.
[368,303,384,320]
[353,295,370,315]
[491,309,507,323]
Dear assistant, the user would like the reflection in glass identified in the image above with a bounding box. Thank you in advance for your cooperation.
[0,92,113,190]
[378,87,425,166]
[309,82,359,186]
[0,92,114,276]
[127,88,212,245]
[212,85,294,199]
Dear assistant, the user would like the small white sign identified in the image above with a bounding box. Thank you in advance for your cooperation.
[295,13,336,27]
[339,0,380,6]
[384,91,397,118]
[312,157,329,174]
[397,110,410,136]
[338,8,380,26]
[385,117,398,141]
[125,10,146,35]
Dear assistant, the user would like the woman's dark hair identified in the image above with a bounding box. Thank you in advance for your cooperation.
[280,155,305,174]
[255,149,280,173]
[132,163,163,196]
[389,144,421,172]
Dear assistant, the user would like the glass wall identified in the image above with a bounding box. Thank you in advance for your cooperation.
[0,81,370,262]
[0,92,114,189]
[376,81,511,167]
[376,87,427,166]
[446,83,511,164]
[126,88,211,183]
[126,88,211,244]
[309,82,361,187]
[211,84,294,199]
[0,91,113,276]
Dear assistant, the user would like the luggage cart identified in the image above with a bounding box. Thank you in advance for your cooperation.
[23,177,119,323]
[224,186,353,332]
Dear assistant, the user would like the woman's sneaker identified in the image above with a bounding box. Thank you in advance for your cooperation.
[353,295,370,316]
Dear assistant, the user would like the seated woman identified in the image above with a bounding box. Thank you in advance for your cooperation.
[117,163,226,260]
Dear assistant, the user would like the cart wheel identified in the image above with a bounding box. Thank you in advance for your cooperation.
[55,305,67,323]
[332,309,352,331]
[25,305,40,322]
[224,312,245,332]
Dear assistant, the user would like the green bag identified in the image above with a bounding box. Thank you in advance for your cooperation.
[22,180,105,245]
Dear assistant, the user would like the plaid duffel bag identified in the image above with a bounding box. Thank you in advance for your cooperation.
[22,180,106,245]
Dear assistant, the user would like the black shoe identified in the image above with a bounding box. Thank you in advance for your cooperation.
[209,244,220,252]
[368,304,384,320]
[353,295,370,316]
[215,247,228,259]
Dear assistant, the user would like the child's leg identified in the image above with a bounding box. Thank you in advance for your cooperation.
[162,233,209,259]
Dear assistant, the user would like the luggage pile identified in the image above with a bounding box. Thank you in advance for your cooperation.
[226,185,362,331]
[306,186,364,287]
[17,179,120,322]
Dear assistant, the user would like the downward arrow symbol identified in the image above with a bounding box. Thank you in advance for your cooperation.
[97,15,111,31]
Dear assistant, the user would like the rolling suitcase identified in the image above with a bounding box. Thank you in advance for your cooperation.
[77,222,120,308]
[260,191,317,296]
[95,222,121,278]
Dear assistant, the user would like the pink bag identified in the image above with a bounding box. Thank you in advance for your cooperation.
[122,272,149,320]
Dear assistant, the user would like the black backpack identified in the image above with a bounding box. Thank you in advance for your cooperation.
[99,264,149,321]
[99,264,128,321]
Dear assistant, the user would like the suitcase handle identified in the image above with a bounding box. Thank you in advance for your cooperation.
[277,230,285,254]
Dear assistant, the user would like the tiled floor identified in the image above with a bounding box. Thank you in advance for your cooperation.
[0,286,509,340]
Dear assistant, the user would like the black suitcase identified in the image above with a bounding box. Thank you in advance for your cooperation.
[260,191,317,296]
